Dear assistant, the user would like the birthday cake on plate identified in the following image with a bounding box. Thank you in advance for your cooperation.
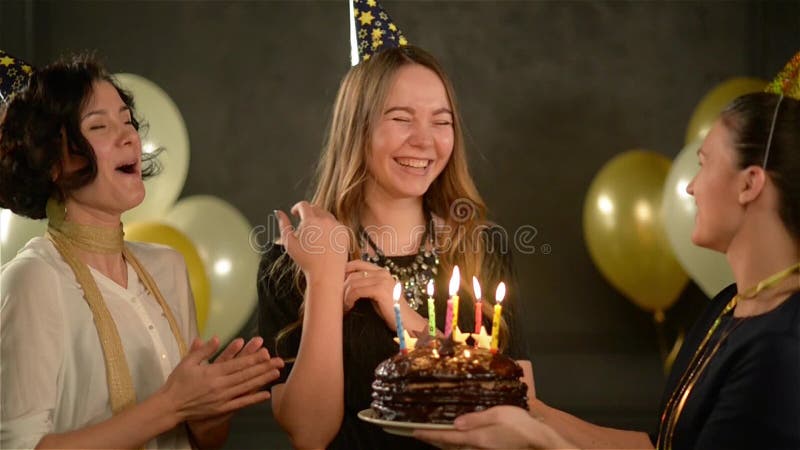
[370,328,529,424]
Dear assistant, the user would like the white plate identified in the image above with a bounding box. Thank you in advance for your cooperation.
[357,408,455,437]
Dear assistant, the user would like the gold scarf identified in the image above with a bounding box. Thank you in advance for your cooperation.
[46,199,187,414]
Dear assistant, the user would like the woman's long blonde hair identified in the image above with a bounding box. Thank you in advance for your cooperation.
[272,46,510,356]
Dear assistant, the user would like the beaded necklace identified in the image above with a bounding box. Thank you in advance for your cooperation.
[359,216,439,310]
[656,261,800,450]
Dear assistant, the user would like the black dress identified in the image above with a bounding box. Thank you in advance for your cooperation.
[653,284,800,450]
[257,232,529,450]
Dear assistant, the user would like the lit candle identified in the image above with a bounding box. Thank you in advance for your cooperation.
[446,266,460,336]
[444,297,453,338]
[472,276,482,335]
[393,282,407,354]
[427,280,436,337]
[490,282,506,353]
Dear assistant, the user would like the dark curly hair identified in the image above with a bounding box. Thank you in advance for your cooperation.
[0,53,159,219]
[721,92,800,238]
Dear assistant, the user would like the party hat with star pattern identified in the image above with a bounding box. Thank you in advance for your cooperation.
[349,0,409,66]
[0,50,34,104]
[765,51,800,100]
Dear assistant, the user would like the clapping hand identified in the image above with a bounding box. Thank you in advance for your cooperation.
[186,336,282,430]
[160,336,283,422]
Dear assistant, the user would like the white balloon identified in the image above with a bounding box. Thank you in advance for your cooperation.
[662,141,734,297]
[114,73,189,224]
[164,196,259,343]
[0,209,47,265]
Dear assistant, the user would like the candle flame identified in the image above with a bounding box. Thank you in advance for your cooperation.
[427,279,435,297]
[472,276,482,302]
[449,265,460,296]
[464,349,471,358]
[393,282,402,303]
[495,282,506,304]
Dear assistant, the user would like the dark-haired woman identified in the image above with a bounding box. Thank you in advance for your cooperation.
[0,56,284,450]
[416,91,800,450]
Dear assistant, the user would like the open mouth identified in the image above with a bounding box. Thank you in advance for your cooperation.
[115,162,138,174]
[395,157,431,169]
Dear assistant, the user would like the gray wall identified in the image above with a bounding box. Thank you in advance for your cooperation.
[2,1,798,448]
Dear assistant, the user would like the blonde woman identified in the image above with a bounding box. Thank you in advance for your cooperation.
[258,46,529,449]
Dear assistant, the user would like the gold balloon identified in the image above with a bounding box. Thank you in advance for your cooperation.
[583,151,688,313]
[685,77,767,145]
[124,222,210,333]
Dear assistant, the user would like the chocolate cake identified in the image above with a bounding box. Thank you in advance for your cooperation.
[371,334,529,423]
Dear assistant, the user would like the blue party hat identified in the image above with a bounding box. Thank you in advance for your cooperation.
[0,50,34,104]
[349,0,409,66]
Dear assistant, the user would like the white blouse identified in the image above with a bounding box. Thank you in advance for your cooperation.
[1,237,198,450]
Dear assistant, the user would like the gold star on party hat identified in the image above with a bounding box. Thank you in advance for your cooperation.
[349,0,408,65]
[765,51,800,100]
[0,50,34,104]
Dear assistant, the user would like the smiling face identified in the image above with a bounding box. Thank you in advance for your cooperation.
[686,120,745,252]
[364,64,455,201]
[64,80,144,222]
